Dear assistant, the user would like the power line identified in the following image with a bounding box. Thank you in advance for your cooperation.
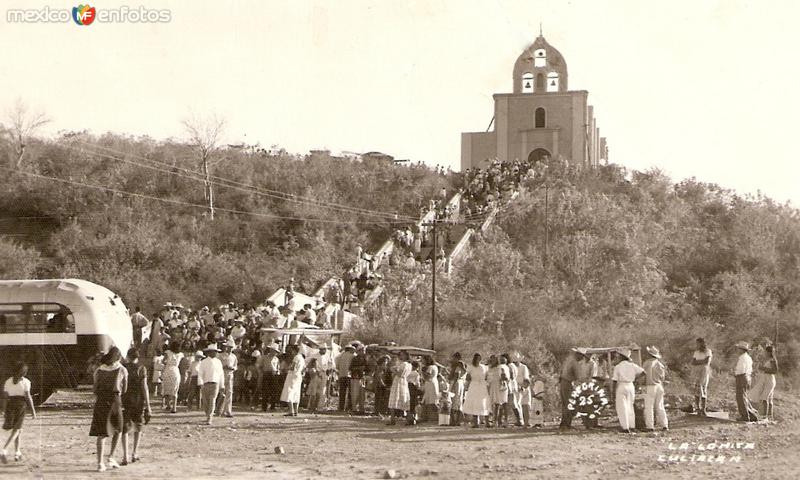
[1,166,410,226]
[72,141,421,222]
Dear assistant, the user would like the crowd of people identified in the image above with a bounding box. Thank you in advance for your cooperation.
[0,320,782,473]
[460,158,535,219]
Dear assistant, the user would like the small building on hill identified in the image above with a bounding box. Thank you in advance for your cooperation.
[461,33,609,170]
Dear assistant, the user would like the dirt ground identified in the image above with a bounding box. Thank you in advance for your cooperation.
[1,389,797,480]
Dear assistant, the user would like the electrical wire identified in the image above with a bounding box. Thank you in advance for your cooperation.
[71,141,422,222]
[1,166,410,226]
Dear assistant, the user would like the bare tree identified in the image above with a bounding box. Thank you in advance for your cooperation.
[2,99,50,168]
[182,113,226,220]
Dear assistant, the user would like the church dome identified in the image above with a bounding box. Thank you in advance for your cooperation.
[513,35,568,94]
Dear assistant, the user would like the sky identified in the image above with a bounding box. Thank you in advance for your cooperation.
[1,0,799,205]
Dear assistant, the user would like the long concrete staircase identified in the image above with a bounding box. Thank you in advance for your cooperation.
[266,186,519,330]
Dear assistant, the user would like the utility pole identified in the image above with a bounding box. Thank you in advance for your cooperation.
[431,220,437,351]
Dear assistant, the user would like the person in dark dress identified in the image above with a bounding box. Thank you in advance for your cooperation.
[2,362,36,463]
[90,347,128,472]
[121,348,151,465]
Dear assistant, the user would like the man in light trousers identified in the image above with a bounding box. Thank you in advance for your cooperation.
[612,348,644,433]
[643,345,668,431]
[198,344,224,425]
[219,339,238,417]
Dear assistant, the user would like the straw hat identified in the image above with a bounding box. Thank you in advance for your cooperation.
[224,338,236,349]
[734,341,751,351]
[194,350,205,357]
[616,348,633,360]
[203,344,221,352]
[646,346,661,359]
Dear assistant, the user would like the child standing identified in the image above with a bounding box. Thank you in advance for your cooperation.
[519,378,533,427]
[151,349,164,403]
[407,361,422,425]
[449,361,467,426]
[2,362,36,463]
[437,375,452,426]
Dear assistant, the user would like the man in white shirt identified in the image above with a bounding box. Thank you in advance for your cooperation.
[733,341,759,422]
[611,348,644,433]
[230,319,247,343]
[198,344,224,425]
[643,346,668,431]
[130,307,148,347]
[300,304,317,326]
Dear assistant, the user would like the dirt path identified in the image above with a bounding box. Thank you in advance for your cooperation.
[2,390,796,479]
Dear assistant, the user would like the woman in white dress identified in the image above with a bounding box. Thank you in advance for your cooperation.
[462,353,490,428]
[280,345,305,416]
[160,343,182,414]
[387,351,412,425]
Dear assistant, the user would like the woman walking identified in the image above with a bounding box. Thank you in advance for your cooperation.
[280,344,305,416]
[90,347,128,472]
[2,362,36,463]
[121,348,151,465]
[161,342,182,413]
[387,351,412,425]
[462,353,489,428]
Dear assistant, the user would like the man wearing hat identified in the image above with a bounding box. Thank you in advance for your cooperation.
[611,348,644,433]
[218,339,239,418]
[230,317,247,342]
[643,346,668,431]
[558,347,586,430]
[198,344,224,425]
[733,341,759,422]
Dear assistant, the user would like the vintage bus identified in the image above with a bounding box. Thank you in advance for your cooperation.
[0,279,132,404]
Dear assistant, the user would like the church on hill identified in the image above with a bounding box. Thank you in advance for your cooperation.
[461,32,608,170]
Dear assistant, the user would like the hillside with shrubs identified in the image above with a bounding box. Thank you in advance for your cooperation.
[0,132,452,310]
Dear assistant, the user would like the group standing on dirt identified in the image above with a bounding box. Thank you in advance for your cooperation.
[556,338,778,437]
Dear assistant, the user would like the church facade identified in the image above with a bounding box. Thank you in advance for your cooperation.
[461,34,608,170]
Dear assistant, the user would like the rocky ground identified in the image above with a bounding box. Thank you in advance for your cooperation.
[1,389,796,479]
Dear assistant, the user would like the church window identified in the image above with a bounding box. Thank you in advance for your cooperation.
[534,48,546,67]
[547,72,559,92]
[522,73,534,93]
[535,107,546,128]
[536,73,545,91]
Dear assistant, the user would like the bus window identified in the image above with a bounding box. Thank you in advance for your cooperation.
[0,303,75,333]
[0,306,25,333]
[64,313,76,333]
